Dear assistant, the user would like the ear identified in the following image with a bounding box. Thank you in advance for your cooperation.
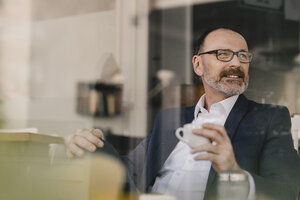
[192,55,204,77]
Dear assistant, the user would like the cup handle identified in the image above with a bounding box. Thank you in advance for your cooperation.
[175,128,188,143]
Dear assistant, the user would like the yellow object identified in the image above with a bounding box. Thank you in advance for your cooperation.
[0,132,125,200]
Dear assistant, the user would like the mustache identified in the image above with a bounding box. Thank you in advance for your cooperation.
[220,68,245,79]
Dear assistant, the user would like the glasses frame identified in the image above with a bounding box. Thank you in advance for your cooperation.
[197,49,253,63]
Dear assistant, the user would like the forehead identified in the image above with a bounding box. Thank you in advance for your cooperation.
[203,29,248,51]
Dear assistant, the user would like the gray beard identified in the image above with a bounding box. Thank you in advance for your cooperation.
[203,74,249,97]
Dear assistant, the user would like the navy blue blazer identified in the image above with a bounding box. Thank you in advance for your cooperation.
[122,94,300,199]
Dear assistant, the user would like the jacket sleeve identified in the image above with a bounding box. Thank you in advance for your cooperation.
[252,106,300,200]
[121,111,160,192]
[121,138,148,192]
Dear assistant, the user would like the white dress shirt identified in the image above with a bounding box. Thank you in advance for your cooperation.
[151,94,255,200]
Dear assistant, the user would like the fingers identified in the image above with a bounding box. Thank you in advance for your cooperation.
[192,128,223,144]
[192,123,229,144]
[190,124,240,171]
[75,128,104,148]
[91,129,104,139]
[202,123,227,137]
[74,135,97,152]
[193,152,240,172]
[193,152,217,163]
[68,140,85,157]
[191,143,218,154]
[65,128,105,158]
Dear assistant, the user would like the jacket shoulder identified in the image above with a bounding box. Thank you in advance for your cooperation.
[246,98,290,115]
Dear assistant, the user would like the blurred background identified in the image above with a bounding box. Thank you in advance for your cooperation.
[0,0,299,149]
[0,0,300,199]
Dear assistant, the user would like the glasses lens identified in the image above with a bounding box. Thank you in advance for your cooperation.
[238,52,252,63]
[217,50,233,61]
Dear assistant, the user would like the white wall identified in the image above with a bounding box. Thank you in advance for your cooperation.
[0,0,149,138]
[28,11,117,135]
[0,0,32,128]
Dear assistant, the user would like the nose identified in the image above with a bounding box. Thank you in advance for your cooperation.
[229,54,241,67]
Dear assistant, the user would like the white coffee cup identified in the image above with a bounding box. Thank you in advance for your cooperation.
[175,123,210,148]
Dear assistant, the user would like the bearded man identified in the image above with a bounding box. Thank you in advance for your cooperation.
[66,27,300,200]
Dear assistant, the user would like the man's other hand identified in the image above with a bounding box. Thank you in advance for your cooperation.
[65,128,104,158]
[190,123,240,172]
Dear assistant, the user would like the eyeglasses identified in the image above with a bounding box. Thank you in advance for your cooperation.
[197,49,253,63]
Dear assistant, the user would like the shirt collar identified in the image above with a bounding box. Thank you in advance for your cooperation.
[194,94,239,119]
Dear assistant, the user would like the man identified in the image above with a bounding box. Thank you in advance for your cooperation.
[66,28,300,199]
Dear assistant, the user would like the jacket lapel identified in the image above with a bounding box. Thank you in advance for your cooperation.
[224,94,249,140]
[204,94,249,199]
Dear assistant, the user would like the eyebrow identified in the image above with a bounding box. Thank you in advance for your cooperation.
[213,47,248,51]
